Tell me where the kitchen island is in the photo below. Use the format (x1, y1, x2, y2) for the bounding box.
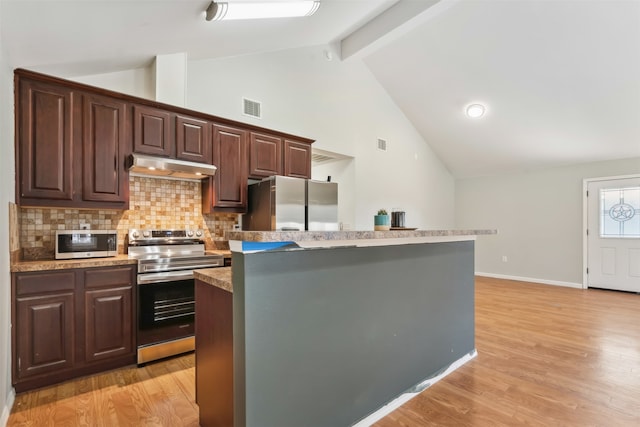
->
(195, 229, 496, 427)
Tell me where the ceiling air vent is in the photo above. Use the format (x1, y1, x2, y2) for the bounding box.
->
(377, 138, 387, 151)
(243, 98, 262, 119)
(311, 148, 352, 165)
(311, 153, 336, 164)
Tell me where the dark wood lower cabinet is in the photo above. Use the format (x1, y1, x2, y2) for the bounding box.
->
(12, 265, 136, 392)
(15, 288, 75, 380)
(195, 280, 233, 427)
(84, 285, 134, 363)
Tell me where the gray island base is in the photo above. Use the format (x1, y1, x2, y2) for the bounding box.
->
(195, 231, 492, 427)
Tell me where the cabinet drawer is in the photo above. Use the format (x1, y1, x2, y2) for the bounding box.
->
(84, 266, 134, 289)
(15, 271, 76, 296)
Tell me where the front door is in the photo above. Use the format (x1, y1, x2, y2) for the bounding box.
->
(587, 177, 640, 292)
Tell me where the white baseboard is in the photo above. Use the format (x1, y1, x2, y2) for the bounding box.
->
(476, 272, 584, 289)
(352, 350, 477, 427)
(1, 388, 15, 427)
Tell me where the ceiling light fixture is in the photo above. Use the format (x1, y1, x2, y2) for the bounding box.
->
(465, 103, 486, 119)
(205, 1, 320, 21)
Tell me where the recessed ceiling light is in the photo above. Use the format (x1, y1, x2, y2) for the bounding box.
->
(466, 103, 486, 119)
(205, 1, 320, 21)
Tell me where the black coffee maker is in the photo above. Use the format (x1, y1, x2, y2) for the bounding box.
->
(391, 209, 405, 228)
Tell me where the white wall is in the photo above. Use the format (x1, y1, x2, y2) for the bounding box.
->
(187, 45, 455, 230)
(72, 67, 155, 100)
(456, 157, 640, 286)
(153, 53, 187, 107)
(0, 1, 16, 423)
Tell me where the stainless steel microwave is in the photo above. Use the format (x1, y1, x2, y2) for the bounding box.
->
(55, 230, 118, 259)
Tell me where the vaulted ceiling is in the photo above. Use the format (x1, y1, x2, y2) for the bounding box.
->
(2, 0, 638, 178)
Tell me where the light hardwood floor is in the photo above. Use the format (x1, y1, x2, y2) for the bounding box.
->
(7, 277, 640, 426)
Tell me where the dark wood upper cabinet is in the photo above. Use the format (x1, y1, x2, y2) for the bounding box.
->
(16, 74, 128, 209)
(132, 104, 172, 157)
(15, 69, 314, 210)
(176, 115, 211, 163)
(249, 132, 283, 179)
(17, 78, 74, 202)
(284, 139, 312, 179)
(82, 93, 128, 204)
(203, 124, 248, 212)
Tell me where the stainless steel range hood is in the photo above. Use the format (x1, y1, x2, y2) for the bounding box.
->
(127, 154, 217, 180)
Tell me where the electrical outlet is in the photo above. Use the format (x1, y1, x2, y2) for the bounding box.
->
(502, 255, 508, 263)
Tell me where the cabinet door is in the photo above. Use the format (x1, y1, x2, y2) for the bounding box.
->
(82, 93, 128, 203)
(133, 105, 172, 157)
(84, 287, 133, 363)
(84, 267, 135, 363)
(176, 115, 211, 163)
(249, 132, 282, 178)
(14, 271, 76, 381)
(284, 139, 312, 179)
(17, 78, 74, 201)
(16, 294, 75, 379)
(203, 124, 248, 212)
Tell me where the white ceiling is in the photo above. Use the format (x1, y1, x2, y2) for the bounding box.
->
(0, 0, 394, 75)
(1, 0, 639, 178)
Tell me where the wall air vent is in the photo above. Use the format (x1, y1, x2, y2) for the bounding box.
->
(243, 98, 262, 119)
(377, 138, 387, 151)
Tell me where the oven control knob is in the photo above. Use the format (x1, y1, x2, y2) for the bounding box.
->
(142, 230, 151, 238)
(131, 231, 140, 239)
(196, 230, 203, 237)
(187, 230, 194, 237)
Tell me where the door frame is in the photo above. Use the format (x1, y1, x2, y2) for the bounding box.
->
(582, 174, 640, 289)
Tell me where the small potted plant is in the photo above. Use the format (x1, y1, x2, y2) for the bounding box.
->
(374, 209, 390, 231)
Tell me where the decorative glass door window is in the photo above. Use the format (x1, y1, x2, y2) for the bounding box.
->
(600, 186, 640, 238)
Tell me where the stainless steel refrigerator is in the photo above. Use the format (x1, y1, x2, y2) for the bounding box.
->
(242, 176, 338, 231)
(306, 179, 339, 231)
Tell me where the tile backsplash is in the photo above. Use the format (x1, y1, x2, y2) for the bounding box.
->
(18, 176, 239, 260)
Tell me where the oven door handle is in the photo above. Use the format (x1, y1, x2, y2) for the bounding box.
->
(140, 262, 223, 272)
(138, 271, 194, 285)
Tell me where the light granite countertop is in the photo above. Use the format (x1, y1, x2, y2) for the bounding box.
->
(226, 229, 496, 242)
(194, 267, 233, 293)
(10, 254, 137, 273)
(225, 229, 497, 252)
(10, 250, 232, 273)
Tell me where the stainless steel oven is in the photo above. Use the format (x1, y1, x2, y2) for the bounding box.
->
(128, 229, 224, 365)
